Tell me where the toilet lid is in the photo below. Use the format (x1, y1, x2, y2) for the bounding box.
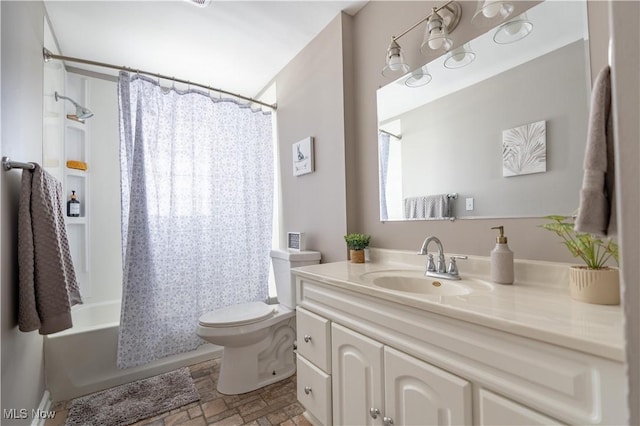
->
(198, 301, 275, 327)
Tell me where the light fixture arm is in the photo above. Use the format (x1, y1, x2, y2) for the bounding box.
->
(391, 1, 461, 43)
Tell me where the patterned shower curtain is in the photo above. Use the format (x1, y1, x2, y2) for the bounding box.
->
(117, 72, 273, 368)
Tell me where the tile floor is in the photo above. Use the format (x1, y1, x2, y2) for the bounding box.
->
(45, 359, 311, 426)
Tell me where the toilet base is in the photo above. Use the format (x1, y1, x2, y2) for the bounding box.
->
(217, 319, 296, 395)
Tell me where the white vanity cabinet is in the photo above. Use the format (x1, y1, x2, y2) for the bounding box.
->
(477, 389, 564, 425)
(332, 323, 472, 426)
(294, 271, 627, 426)
(296, 307, 333, 425)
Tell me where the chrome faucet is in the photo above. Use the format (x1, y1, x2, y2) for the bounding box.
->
(418, 236, 467, 280)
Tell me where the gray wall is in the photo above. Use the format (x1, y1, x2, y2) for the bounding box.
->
(1, 1, 47, 421)
(274, 1, 609, 262)
(275, 13, 351, 263)
(395, 41, 588, 218)
(346, 1, 609, 262)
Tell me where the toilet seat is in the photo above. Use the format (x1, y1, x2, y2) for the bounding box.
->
(199, 301, 275, 328)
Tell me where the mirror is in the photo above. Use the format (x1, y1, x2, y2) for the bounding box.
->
(377, 1, 590, 221)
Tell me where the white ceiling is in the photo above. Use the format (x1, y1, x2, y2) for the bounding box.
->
(45, 1, 367, 101)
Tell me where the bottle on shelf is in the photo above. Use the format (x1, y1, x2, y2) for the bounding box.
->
(67, 190, 81, 217)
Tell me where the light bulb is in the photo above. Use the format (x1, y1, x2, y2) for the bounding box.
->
(482, 0, 501, 18)
(505, 21, 523, 35)
(388, 55, 402, 71)
(428, 30, 444, 50)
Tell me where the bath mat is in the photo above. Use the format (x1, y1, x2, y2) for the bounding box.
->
(65, 367, 199, 426)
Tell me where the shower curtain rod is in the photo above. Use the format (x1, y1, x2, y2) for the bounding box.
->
(43, 48, 276, 110)
(379, 129, 401, 140)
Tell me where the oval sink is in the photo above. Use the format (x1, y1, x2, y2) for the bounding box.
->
(359, 269, 493, 296)
(372, 276, 471, 296)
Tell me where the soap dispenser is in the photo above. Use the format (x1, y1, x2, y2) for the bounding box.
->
(490, 226, 514, 284)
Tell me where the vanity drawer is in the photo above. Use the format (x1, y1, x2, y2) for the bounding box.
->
(297, 307, 331, 373)
(297, 354, 332, 426)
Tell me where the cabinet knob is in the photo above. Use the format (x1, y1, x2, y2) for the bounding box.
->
(304, 386, 312, 395)
(369, 408, 380, 419)
(304, 335, 312, 343)
(383, 416, 394, 426)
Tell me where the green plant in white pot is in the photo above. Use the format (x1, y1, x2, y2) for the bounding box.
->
(541, 215, 620, 305)
(344, 233, 371, 264)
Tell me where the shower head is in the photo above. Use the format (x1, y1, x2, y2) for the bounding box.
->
(55, 91, 94, 121)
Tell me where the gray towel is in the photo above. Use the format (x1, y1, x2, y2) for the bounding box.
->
(575, 66, 616, 237)
(18, 164, 82, 334)
(404, 194, 450, 219)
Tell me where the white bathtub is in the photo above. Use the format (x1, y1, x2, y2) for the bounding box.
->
(44, 301, 222, 401)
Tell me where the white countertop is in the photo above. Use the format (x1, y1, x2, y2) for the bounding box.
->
(292, 248, 625, 362)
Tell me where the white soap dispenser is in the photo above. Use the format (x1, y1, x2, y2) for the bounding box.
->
(490, 226, 514, 284)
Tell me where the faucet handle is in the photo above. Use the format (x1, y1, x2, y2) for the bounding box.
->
(447, 256, 468, 276)
(425, 253, 436, 272)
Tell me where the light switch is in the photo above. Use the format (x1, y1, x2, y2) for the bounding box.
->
(466, 197, 474, 211)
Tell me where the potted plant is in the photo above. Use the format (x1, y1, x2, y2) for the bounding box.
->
(541, 215, 620, 305)
(344, 233, 371, 264)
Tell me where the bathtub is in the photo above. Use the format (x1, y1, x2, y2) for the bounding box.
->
(44, 301, 222, 401)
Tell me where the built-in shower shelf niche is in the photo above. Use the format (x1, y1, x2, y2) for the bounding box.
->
(63, 72, 91, 299)
(65, 126, 86, 163)
(66, 174, 87, 217)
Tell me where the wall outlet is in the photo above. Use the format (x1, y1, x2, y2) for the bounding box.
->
(466, 197, 474, 211)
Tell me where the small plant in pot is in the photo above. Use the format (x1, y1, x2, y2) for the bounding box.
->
(541, 215, 620, 305)
(344, 233, 371, 264)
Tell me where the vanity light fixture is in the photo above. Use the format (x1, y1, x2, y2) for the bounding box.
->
(443, 43, 476, 69)
(381, 1, 461, 78)
(493, 13, 533, 44)
(405, 65, 432, 87)
(471, 0, 514, 28)
(382, 39, 410, 78)
(421, 8, 454, 53)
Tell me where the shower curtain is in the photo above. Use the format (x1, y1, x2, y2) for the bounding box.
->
(117, 72, 273, 368)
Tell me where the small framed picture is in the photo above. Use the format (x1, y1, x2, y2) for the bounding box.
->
(502, 120, 547, 177)
(292, 137, 314, 176)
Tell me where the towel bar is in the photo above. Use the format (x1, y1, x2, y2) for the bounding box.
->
(2, 156, 36, 171)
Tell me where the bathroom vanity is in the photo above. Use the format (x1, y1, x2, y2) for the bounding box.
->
(293, 249, 626, 425)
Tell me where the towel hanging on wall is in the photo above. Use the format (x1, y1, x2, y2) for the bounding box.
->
(18, 164, 82, 334)
(404, 194, 451, 219)
(575, 66, 616, 237)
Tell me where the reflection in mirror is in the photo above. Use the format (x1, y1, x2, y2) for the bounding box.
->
(377, 1, 590, 221)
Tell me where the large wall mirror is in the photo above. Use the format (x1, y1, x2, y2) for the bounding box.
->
(377, 1, 590, 221)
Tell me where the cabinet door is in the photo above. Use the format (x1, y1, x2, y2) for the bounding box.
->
(332, 323, 384, 426)
(384, 347, 472, 426)
(478, 389, 565, 425)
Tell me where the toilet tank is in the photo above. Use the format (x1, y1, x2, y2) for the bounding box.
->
(271, 249, 321, 309)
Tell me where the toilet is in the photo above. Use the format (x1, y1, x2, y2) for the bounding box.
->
(196, 249, 321, 395)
